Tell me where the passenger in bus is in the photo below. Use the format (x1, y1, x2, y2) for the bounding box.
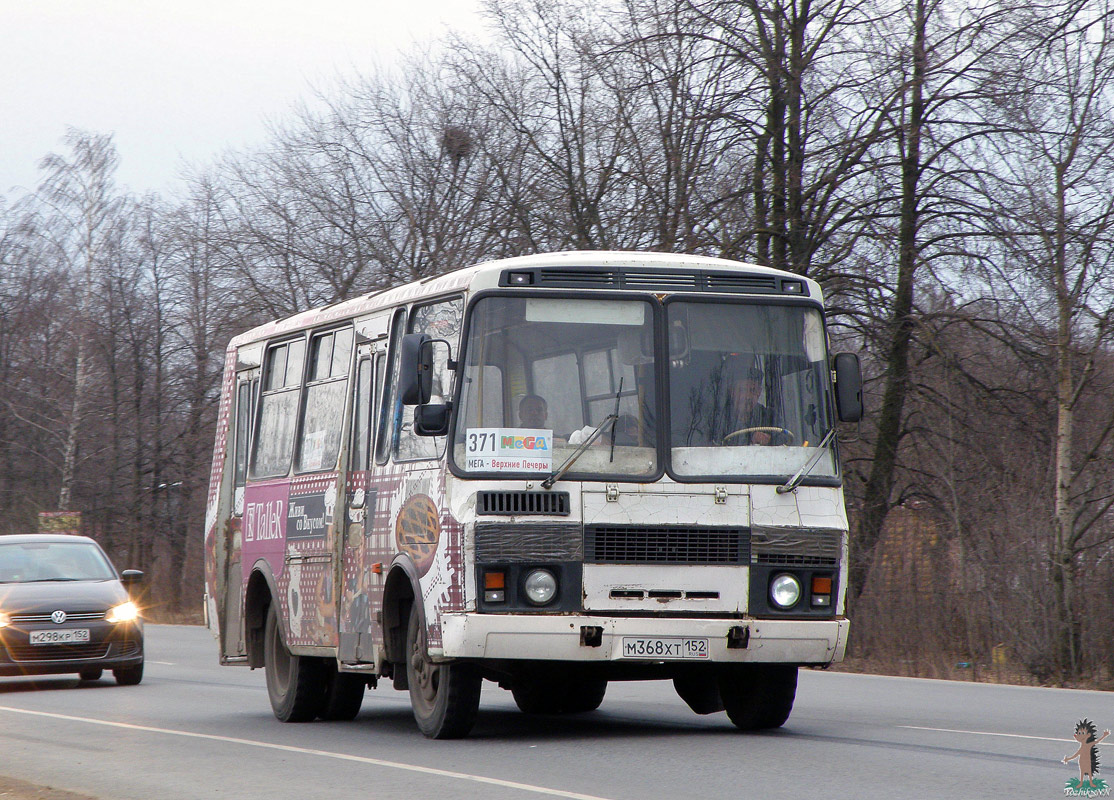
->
(724, 365, 778, 445)
(518, 394, 549, 429)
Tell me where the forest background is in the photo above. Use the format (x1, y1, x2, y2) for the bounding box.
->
(2, 0, 1113, 686)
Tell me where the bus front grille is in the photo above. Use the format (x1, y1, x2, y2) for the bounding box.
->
(477, 491, 570, 516)
(585, 525, 748, 565)
(750, 527, 842, 567)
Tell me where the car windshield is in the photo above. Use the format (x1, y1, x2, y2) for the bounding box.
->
(453, 295, 658, 479)
(0, 541, 117, 583)
(666, 300, 837, 480)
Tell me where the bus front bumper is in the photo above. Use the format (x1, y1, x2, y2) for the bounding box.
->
(438, 613, 849, 666)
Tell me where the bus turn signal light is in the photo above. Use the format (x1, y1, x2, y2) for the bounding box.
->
(484, 571, 506, 603)
(811, 576, 832, 607)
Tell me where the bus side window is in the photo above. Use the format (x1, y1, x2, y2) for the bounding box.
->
(375, 309, 406, 466)
(295, 327, 353, 473)
(252, 338, 306, 479)
(395, 297, 463, 461)
(233, 378, 255, 492)
(350, 357, 374, 473)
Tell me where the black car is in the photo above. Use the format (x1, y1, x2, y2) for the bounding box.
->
(0, 534, 144, 684)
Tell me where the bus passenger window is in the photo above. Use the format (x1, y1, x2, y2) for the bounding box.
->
(350, 358, 373, 473)
(252, 338, 305, 479)
(295, 327, 354, 473)
(375, 310, 406, 465)
(233, 380, 254, 489)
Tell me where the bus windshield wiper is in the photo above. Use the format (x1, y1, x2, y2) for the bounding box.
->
(776, 427, 837, 494)
(542, 414, 619, 490)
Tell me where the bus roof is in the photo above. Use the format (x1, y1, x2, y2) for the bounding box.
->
(228, 251, 820, 348)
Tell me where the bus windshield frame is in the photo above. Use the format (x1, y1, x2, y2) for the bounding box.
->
(448, 290, 840, 485)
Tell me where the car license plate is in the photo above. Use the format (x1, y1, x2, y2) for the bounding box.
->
(29, 629, 90, 645)
(621, 636, 709, 660)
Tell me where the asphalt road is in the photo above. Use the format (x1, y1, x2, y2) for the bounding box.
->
(0, 625, 1109, 800)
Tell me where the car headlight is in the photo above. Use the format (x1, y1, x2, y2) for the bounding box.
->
(0, 611, 9, 628)
(523, 569, 558, 606)
(106, 601, 139, 623)
(769, 574, 802, 609)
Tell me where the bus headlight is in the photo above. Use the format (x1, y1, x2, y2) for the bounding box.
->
(524, 569, 557, 606)
(106, 601, 139, 623)
(769, 574, 802, 609)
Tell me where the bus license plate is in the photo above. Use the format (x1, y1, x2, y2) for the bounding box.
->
(29, 629, 90, 645)
(621, 637, 709, 660)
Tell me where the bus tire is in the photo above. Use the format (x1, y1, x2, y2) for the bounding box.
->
(561, 678, 607, 713)
(718, 664, 797, 730)
(512, 672, 607, 714)
(673, 673, 725, 715)
(264, 604, 325, 722)
(319, 663, 365, 721)
(406, 605, 481, 739)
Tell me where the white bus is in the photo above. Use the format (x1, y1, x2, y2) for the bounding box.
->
(203, 251, 863, 738)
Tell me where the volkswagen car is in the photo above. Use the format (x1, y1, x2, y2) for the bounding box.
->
(0, 534, 144, 684)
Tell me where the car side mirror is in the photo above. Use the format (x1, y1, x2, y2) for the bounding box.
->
(120, 569, 145, 596)
(833, 352, 863, 422)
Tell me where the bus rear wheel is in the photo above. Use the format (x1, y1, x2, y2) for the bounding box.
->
(718, 664, 798, 730)
(319, 663, 366, 721)
(264, 604, 325, 722)
(406, 605, 481, 739)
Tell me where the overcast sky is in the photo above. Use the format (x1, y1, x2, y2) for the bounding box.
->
(1, 0, 486, 197)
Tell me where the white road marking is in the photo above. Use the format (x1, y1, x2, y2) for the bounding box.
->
(0, 705, 614, 800)
(148, 661, 175, 665)
(900, 725, 1111, 745)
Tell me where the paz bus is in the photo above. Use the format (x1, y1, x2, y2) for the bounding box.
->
(202, 251, 863, 739)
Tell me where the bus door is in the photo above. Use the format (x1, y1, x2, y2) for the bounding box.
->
(386, 299, 464, 647)
(224, 361, 259, 659)
(338, 316, 388, 665)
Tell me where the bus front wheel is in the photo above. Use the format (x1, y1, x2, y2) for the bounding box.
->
(406, 605, 481, 739)
(512, 672, 607, 714)
(264, 604, 325, 722)
(718, 664, 797, 730)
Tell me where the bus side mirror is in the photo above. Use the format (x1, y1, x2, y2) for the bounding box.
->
(400, 333, 433, 405)
(833, 353, 863, 422)
(415, 403, 451, 436)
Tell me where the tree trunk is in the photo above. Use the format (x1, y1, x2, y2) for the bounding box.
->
(852, 0, 925, 600)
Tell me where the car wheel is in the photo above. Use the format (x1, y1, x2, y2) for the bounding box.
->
(263, 603, 325, 722)
(113, 663, 143, 686)
(79, 669, 103, 682)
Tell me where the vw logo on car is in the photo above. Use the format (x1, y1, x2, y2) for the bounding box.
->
(51, 610, 67, 624)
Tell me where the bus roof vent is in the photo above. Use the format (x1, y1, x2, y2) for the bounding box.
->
(623, 270, 700, 289)
(501, 267, 796, 295)
(536, 269, 619, 288)
(477, 491, 571, 516)
(705, 273, 781, 293)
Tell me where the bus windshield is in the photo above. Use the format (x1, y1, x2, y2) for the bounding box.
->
(453, 295, 659, 480)
(666, 300, 836, 480)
